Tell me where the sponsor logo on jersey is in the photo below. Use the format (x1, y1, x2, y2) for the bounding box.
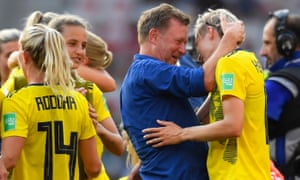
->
(4, 113, 16, 131)
(221, 73, 234, 90)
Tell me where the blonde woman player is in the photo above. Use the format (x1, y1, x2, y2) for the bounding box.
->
(0, 24, 101, 180)
(48, 14, 124, 180)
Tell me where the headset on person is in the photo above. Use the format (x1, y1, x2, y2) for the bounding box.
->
(270, 9, 297, 57)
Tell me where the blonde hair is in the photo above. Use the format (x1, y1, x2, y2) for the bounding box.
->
(194, 8, 239, 39)
(86, 31, 113, 69)
(20, 24, 74, 94)
(121, 129, 140, 167)
(24, 10, 59, 29)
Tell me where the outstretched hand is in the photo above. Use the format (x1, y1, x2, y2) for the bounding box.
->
(142, 120, 184, 148)
(220, 14, 245, 46)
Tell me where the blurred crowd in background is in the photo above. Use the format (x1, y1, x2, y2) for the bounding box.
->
(0, 0, 300, 179)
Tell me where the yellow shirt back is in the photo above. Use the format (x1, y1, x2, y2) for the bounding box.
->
(1, 85, 96, 180)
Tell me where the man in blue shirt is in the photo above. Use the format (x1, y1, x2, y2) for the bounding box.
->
(120, 3, 244, 180)
(260, 9, 300, 178)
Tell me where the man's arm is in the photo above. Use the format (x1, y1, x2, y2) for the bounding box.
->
(143, 95, 244, 147)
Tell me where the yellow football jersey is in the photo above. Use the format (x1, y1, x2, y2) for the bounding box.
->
(1, 85, 96, 180)
(1, 67, 112, 180)
(207, 50, 270, 180)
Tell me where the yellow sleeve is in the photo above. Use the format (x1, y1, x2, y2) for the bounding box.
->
(92, 83, 111, 122)
(1, 96, 28, 138)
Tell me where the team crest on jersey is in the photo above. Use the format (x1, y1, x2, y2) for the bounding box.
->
(4, 113, 16, 131)
(221, 73, 234, 90)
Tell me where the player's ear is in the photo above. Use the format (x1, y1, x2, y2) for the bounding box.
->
(21, 50, 31, 64)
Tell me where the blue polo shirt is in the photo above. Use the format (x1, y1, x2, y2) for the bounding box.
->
(120, 54, 209, 180)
